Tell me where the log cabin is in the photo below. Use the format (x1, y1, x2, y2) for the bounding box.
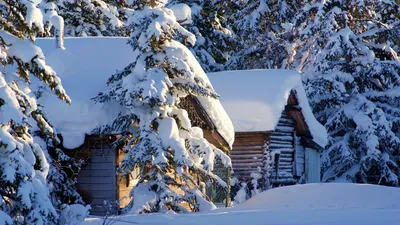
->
(35, 36, 327, 215)
(208, 70, 328, 186)
(35, 37, 234, 215)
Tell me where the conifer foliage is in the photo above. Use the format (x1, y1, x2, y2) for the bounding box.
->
(226, 0, 305, 70)
(292, 0, 400, 185)
(96, 0, 231, 213)
(0, 0, 82, 224)
(39, 0, 130, 37)
(167, 0, 237, 72)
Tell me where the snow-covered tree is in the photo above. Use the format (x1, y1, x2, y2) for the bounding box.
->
(1, 1, 87, 224)
(31, 106, 88, 224)
(39, 0, 130, 37)
(293, 0, 400, 185)
(226, 0, 306, 70)
(95, 0, 231, 213)
(166, 0, 237, 72)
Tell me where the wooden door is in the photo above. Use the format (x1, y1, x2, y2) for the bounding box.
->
(305, 148, 321, 183)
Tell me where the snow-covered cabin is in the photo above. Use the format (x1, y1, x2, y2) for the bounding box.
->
(208, 70, 328, 186)
(35, 37, 234, 215)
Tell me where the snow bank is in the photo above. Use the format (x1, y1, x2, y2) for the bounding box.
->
(236, 183, 400, 210)
(208, 69, 327, 147)
(34, 37, 134, 148)
(84, 183, 400, 225)
(35, 37, 234, 149)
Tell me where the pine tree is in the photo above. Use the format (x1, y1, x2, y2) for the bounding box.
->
(293, 0, 400, 185)
(39, 0, 129, 37)
(0, 0, 83, 223)
(31, 105, 87, 224)
(226, 0, 306, 70)
(166, 0, 237, 72)
(95, 0, 231, 213)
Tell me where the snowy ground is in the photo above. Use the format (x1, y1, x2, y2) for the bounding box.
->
(84, 183, 399, 225)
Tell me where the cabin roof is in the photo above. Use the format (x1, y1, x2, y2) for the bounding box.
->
(34, 37, 234, 149)
(207, 70, 328, 148)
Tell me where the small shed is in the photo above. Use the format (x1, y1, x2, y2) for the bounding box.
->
(35, 37, 235, 215)
(208, 70, 328, 186)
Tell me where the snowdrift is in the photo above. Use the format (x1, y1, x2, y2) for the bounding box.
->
(85, 183, 400, 225)
(236, 183, 400, 210)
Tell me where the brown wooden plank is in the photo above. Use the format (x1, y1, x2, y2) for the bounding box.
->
(233, 141, 264, 147)
(232, 162, 263, 167)
(231, 159, 264, 163)
(231, 151, 264, 156)
(234, 136, 266, 142)
(235, 132, 266, 137)
(232, 145, 264, 150)
(230, 154, 263, 159)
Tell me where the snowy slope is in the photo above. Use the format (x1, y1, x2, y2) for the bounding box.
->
(208, 69, 328, 147)
(84, 183, 400, 225)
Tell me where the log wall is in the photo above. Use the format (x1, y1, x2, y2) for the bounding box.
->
(231, 132, 267, 181)
(269, 111, 296, 184)
(231, 111, 306, 185)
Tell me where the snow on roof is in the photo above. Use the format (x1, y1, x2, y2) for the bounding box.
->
(34, 37, 132, 149)
(35, 37, 234, 149)
(207, 69, 328, 148)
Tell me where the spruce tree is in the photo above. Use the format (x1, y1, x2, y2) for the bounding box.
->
(0, 0, 84, 223)
(226, 0, 306, 70)
(167, 0, 237, 72)
(95, 0, 231, 213)
(293, 0, 400, 185)
(39, 0, 129, 37)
